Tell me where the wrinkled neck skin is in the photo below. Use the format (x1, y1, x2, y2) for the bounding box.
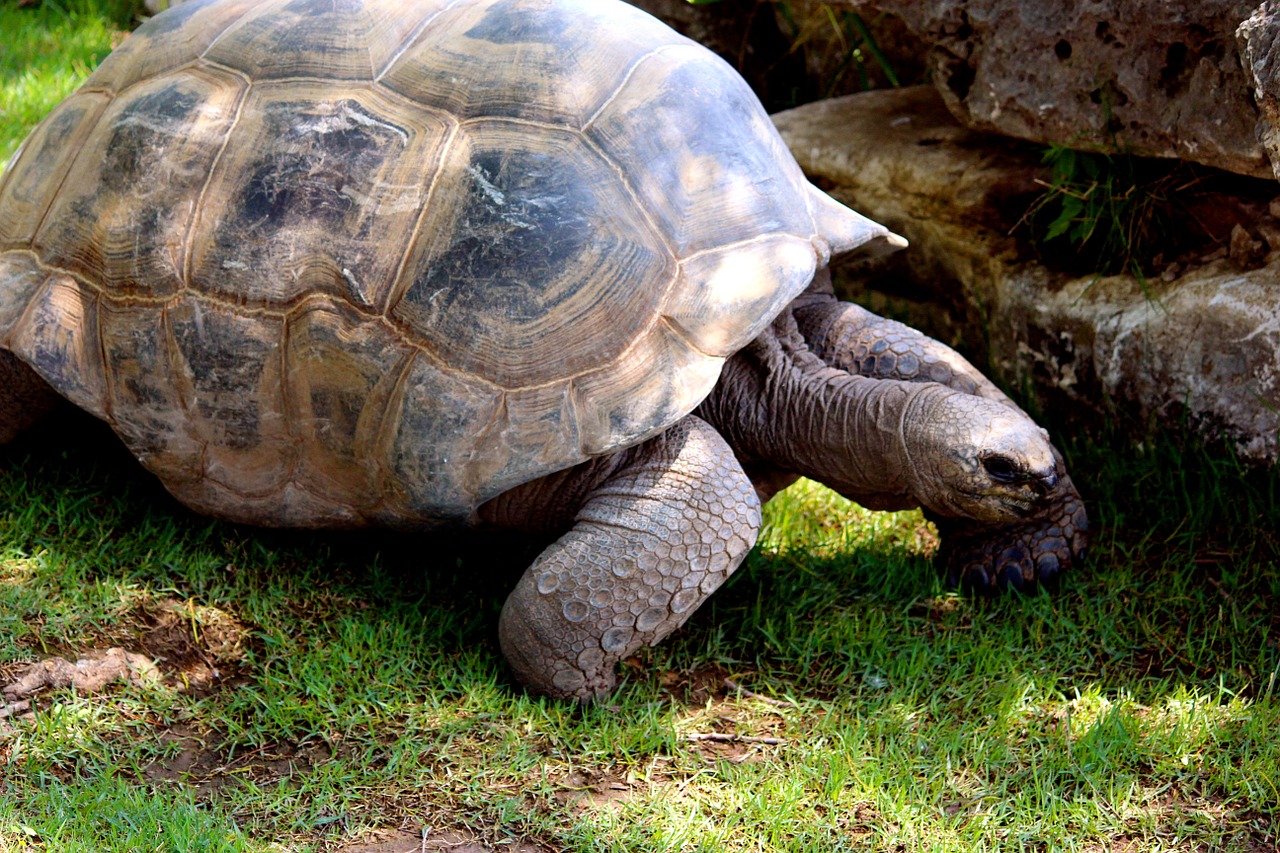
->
(696, 309, 935, 511)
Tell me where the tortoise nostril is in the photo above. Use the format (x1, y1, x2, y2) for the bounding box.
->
(1035, 470, 1060, 495)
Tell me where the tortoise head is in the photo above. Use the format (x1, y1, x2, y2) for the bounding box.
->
(902, 386, 1062, 523)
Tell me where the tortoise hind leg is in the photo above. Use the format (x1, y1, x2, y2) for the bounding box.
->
(487, 416, 762, 702)
(0, 349, 60, 445)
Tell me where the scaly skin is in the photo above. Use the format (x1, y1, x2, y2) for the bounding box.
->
(1, 289, 1084, 703)
(790, 273, 1088, 591)
(697, 311, 1066, 525)
(482, 417, 761, 701)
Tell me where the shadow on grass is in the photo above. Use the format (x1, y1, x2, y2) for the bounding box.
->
(0, 407, 1277, 849)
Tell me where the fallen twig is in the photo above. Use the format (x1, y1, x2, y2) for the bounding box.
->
(723, 677, 795, 708)
(684, 732, 786, 746)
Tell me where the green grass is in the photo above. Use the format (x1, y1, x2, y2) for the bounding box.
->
(1, 413, 1277, 851)
(1, 3, 1278, 850)
(0, 0, 143, 169)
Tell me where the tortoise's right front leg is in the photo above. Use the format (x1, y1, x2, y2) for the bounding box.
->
(0, 350, 59, 446)
(480, 416, 761, 702)
(791, 280, 1089, 591)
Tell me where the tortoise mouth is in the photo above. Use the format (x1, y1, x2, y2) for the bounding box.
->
(959, 486, 1044, 520)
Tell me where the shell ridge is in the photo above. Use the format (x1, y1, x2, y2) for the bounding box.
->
(374, 0, 469, 82)
(370, 350, 422, 514)
(95, 292, 116, 425)
(278, 305, 297, 474)
(461, 389, 509, 504)
(657, 313, 714, 360)
(575, 133, 677, 266)
(181, 74, 253, 291)
(383, 118, 462, 314)
(676, 232, 814, 267)
(566, 377, 586, 459)
(579, 43, 686, 133)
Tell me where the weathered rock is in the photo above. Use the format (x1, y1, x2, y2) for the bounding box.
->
(1239, 2, 1280, 182)
(774, 86, 1280, 461)
(834, 0, 1273, 180)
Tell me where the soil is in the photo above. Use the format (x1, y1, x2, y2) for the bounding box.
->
(333, 828, 552, 853)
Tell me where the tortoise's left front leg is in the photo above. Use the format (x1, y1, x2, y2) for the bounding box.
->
(480, 416, 761, 701)
(792, 274, 1088, 591)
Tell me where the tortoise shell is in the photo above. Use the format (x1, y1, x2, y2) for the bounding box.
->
(0, 0, 892, 527)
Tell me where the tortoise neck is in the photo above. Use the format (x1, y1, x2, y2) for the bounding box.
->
(696, 312, 921, 510)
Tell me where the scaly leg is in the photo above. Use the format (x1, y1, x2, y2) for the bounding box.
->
(791, 275, 1088, 591)
(487, 416, 761, 701)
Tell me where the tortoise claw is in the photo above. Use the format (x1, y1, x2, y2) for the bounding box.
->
(934, 476, 1088, 594)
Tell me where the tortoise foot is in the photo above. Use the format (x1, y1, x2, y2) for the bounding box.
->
(934, 484, 1089, 594)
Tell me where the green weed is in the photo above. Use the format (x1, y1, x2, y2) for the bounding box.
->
(1020, 145, 1196, 277)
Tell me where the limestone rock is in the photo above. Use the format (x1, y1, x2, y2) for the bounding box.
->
(837, 0, 1273, 179)
(1239, 2, 1280, 182)
(774, 86, 1280, 461)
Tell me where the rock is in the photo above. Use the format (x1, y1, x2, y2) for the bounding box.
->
(1238, 2, 1280, 182)
(774, 86, 1280, 461)
(834, 0, 1273, 180)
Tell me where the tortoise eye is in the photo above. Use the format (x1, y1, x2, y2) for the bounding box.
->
(981, 454, 1023, 483)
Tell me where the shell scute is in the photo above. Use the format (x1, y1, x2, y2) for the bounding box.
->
(166, 298, 293, 497)
(8, 273, 106, 419)
(385, 353, 502, 519)
(571, 324, 723, 457)
(465, 382, 582, 505)
(284, 300, 414, 510)
(662, 236, 817, 358)
(0, 93, 111, 251)
(204, 0, 441, 82)
(188, 84, 453, 309)
(586, 44, 815, 257)
(99, 298, 204, 486)
(35, 68, 246, 298)
(378, 0, 683, 127)
(393, 120, 672, 389)
(0, 253, 49, 343)
(85, 0, 258, 93)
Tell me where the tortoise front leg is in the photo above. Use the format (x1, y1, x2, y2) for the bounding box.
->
(791, 278, 1088, 591)
(485, 416, 761, 702)
(0, 350, 60, 446)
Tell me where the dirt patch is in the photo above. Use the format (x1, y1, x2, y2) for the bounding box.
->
(551, 769, 638, 813)
(333, 828, 553, 853)
(0, 596, 253, 731)
(138, 726, 338, 798)
(134, 597, 251, 694)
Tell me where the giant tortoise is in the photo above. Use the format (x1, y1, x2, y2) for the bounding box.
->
(0, 0, 1087, 700)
